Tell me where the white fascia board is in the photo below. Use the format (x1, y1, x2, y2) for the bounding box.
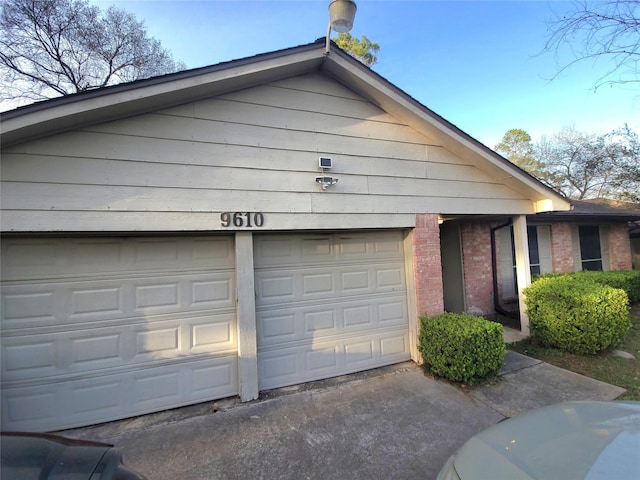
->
(322, 53, 571, 213)
(1, 48, 325, 147)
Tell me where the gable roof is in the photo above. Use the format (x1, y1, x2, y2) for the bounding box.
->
(0, 38, 570, 213)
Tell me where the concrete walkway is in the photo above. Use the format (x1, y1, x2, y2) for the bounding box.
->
(62, 353, 626, 480)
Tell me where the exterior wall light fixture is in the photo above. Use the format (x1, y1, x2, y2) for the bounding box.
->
(316, 156, 338, 189)
(316, 176, 339, 189)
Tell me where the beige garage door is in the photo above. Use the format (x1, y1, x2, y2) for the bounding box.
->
(1, 236, 238, 431)
(255, 231, 410, 390)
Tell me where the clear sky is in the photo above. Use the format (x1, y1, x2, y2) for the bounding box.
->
(94, 0, 639, 149)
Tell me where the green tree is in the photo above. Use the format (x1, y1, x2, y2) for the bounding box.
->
(545, 0, 640, 89)
(494, 129, 550, 182)
(0, 0, 185, 108)
(333, 32, 379, 67)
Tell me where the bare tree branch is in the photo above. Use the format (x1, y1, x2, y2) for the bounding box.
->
(498, 125, 639, 201)
(0, 0, 185, 109)
(546, 0, 640, 89)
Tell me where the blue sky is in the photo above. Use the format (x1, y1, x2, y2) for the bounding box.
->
(95, 0, 638, 149)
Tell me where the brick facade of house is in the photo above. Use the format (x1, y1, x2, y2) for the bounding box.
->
(454, 218, 635, 319)
(413, 214, 445, 318)
(460, 221, 495, 316)
(550, 222, 575, 273)
(608, 222, 634, 271)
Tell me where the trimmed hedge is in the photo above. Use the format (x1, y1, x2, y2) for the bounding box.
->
(418, 313, 506, 384)
(576, 270, 640, 303)
(525, 275, 631, 354)
(533, 270, 640, 303)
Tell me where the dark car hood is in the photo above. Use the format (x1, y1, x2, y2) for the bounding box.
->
(1, 432, 114, 480)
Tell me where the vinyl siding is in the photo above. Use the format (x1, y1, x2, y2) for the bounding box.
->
(1, 73, 534, 233)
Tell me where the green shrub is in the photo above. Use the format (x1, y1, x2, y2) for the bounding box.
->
(418, 313, 506, 384)
(525, 276, 631, 354)
(532, 270, 640, 303)
(576, 270, 640, 303)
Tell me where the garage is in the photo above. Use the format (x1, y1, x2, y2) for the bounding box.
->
(254, 231, 411, 390)
(1, 39, 571, 431)
(0, 236, 238, 431)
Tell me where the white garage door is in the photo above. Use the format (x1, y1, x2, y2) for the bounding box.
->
(1, 236, 238, 431)
(255, 231, 410, 390)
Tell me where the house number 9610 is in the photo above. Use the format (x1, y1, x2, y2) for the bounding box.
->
(220, 212, 265, 228)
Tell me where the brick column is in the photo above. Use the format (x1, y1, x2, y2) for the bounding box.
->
(460, 221, 494, 316)
(609, 223, 633, 270)
(413, 214, 444, 318)
(551, 222, 574, 273)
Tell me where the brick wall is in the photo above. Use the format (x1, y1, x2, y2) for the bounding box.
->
(460, 221, 495, 316)
(608, 222, 633, 270)
(551, 221, 633, 272)
(551, 222, 574, 273)
(412, 214, 444, 317)
(444, 219, 633, 321)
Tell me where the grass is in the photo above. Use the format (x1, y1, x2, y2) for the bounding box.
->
(508, 303, 640, 400)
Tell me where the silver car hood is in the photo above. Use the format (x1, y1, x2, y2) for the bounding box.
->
(454, 401, 640, 480)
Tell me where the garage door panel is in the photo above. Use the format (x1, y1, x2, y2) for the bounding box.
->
(1, 235, 238, 431)
(256, 230, 409, 390)
(1, 237, 235, 280)
(134, 370, 181, 404)
(2, 289, 59, 328)
(1, 272, 235, 331)
(256, 264, 406, 306)
(255, 236, 334, 268)
(3, 340, 58, 377)
(376, 267, 405, 288)
(2, 377, 128, 431)
(71, 286, 123, 316)
(257, 295, 407, 347)
(255, 233, 405, 269)
(1, 355, 238, 431)
(341, 270, 368, 291)
(343, 304, 371, 326)
(191, 277, 233, 306)
(72, 333, 122, 364)
(259, 313, 297, 343)
(259, 348, 328, 389)
(305, 309, 336, 333)
(134, 282, 179, 311)
(338, 233, 405, 258)
(344, 339, 374, 365)
(2, 312, 237, 383)
(135, 326, 180, 357)
(189, 314, 235, 352)
(381, 334, 409, 357)
(337, 236, 368, 256)
(306, 345, 339, 375)
(379, 300, 407, 323)
(258, 329, 410, 390)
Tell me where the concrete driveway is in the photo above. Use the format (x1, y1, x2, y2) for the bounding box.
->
(62, 353, 625, 480)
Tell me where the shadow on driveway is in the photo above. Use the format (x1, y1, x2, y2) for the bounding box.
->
(61, 353, 625, 480)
